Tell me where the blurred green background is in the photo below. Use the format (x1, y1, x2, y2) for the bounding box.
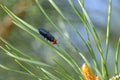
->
(0, 0, 120, 79)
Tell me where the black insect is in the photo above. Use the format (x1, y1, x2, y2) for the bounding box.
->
(38, 28, 57, 44)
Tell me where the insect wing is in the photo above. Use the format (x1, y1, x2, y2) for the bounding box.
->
(45, 33, 55, 41)
(39, 28, 49, 38)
